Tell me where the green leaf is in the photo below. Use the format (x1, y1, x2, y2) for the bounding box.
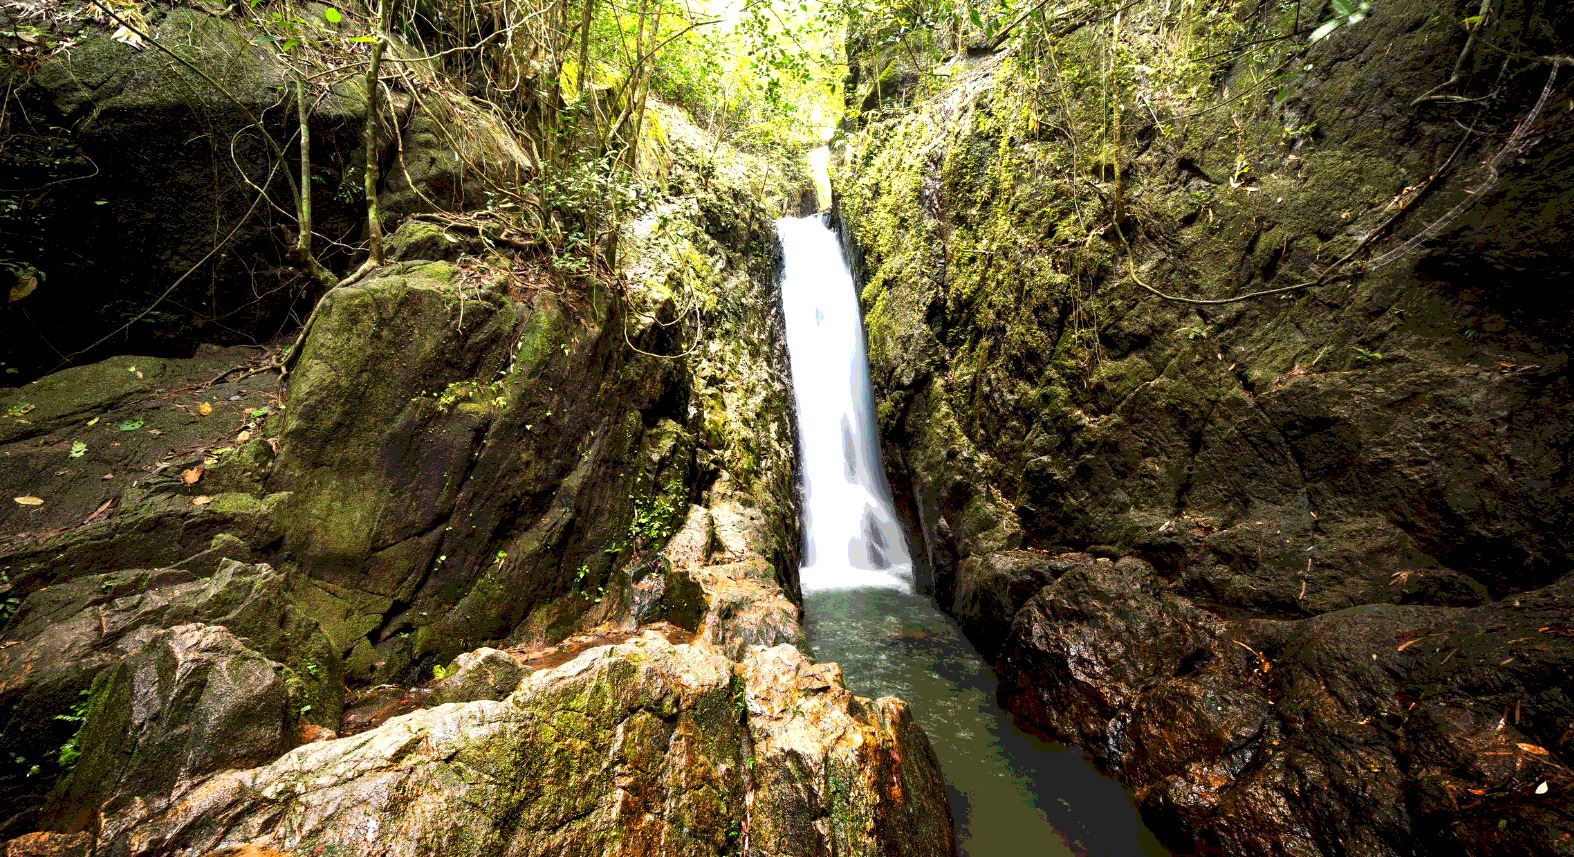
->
(323, 6, 342, 23)
(251, 408, 269, 418)
(348, 35, 377, 42)
(69, 441, 86, 458)
(117, 420, 143, 432)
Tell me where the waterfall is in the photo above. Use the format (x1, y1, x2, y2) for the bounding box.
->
(777, 215, 913, 593)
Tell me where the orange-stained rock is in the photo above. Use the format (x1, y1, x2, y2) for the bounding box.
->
(1, 832, 91, 857)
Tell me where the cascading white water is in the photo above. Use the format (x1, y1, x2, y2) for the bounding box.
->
(778, 215, 913, 592)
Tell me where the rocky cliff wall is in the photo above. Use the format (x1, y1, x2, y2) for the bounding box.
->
(834, 0, 1573, 853)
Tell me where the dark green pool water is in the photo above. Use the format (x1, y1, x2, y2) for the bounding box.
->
(804, 586, 1171, 857)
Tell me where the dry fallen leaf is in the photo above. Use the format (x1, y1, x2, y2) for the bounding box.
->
(13, 496, 43, 506)
(182, 467, 203, 485)
(111, 24, 145, 49)
(236, 430, 252, 444)
(192, 495, 213, 506)
(197, 402, 213, 416)
(8, 274, 37, 302)
(84, 497, 118, 524)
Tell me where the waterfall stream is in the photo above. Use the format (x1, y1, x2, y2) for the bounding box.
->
(778, 215, 1169, 856)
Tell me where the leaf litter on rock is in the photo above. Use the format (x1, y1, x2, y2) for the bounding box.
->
(85, 497, 117, 523)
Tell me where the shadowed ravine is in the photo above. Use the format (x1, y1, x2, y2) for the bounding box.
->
(779, 215, 1169, 856)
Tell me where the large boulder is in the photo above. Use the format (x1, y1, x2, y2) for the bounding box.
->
(741, 645, 955, 856)
(264, 260, 700, 679)
(950, 550, 1082, 659)
(40, 624, 298, 833)
(86, 632, 953, 857)
(998, 557, 1226, 765)
(995, 555, 1574, 855)
(0, 560, 342, 836)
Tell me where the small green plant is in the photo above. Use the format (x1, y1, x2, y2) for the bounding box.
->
(304, 662, 324, 679)
(432, 663, 450, 680)
(1281, 122, 1319, 142)
(1311, 0, 1373, 43)
(69, 441, 87, 458)
(731, 680, 747, 722)
(573, 563, 594, 601)
(627, 494, 677, 551)
(1352, 346, 1383, 363)
(243, 1, 350, 53)
(54, 688, 92, 770)
(0, 571, 19, 627)
(8, 751, 40, 778)
(1176, 325, 1209, 341)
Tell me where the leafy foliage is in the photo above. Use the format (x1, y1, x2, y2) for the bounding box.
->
(628, 492, 677, 551)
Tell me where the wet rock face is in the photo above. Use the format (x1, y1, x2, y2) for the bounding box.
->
(995, 558, 1574, 856)
(998, 557, 1225, 765)
(835, 0, 1574, 852)
(951, 551, 1084, 659)
(742, 645, 955, 857)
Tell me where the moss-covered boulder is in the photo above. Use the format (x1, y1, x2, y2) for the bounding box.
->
(84, 631, 952, 857)
(263, 100, 804, 682)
